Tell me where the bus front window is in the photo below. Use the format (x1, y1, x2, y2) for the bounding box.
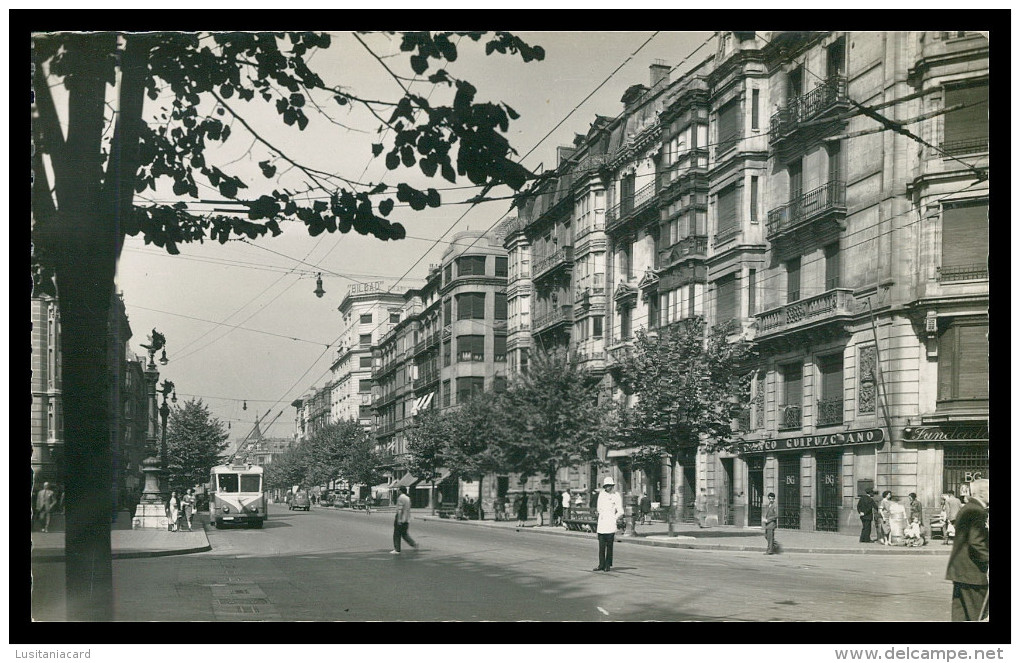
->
(240, 474, 262, 493)
(218, 474, 239, 493)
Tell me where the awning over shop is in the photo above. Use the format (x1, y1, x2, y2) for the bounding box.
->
(412, 469, 452, 488)
(392, 473, 418, 489)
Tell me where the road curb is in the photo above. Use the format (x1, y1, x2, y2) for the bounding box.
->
(415, 516, 951, 555)
(31, 523, 213, 564)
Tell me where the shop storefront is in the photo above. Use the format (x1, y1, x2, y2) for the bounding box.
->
(736, 428, 886, 532)
(904, 422, 988, 496)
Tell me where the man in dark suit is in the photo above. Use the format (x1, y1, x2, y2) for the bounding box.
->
(945, 479, 988, 621)
(857, 489, 877, 543)
(763, 492, 778, 555)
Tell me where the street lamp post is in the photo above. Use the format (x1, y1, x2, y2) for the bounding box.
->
(132, 331, 174, 529)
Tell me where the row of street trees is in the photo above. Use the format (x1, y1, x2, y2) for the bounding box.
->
(263, 418, 385, 497)
(399, 317, 755, 528)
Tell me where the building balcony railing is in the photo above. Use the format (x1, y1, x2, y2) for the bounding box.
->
(755, 288, 857, 338)
(413, 372, 439, 391)
(659, 149, 710, 192)
(532, 246, 574, 281)
(606, 179, 658, 231)
(816, 397, 844, 427)
(766, 180, 847, 240)
(939, 137, 988, 156)
(533, 305, 574, 332)
(658, 235, 708, 270)
(575, 274, 606, 303)
(442, 324, 451, 340)
(769, 76, 849, 142)
(508, 269, 531, 283)
(574, 218, 606, 241)
(937, 263, 988, 282)
(508, 321, 531, 335)
(376, 421, 396, 436)
(778, 405, 802, 431)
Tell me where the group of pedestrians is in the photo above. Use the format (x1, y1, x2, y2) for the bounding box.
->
(856, 489, 927, 546)
(165, 488, 196, 532)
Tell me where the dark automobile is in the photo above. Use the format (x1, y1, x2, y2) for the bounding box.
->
(289, 490, 311, 511)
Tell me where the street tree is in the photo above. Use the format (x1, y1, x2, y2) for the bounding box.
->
(164, 398, 230, 495)
(339, 434, 386, 495)
(499, 348, 613, 525)
(613, 317, 755, 534)
(405, 408, 451, 512)
(444, 391, 509, 517)
(31, 30, 544, 618)
(306, 419, 368, 489)
(263, 445, 309, 494)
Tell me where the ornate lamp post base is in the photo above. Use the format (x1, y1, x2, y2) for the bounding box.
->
(132, 455, 169, 530)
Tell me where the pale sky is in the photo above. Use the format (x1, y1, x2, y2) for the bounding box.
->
(107, 31, 717, 443)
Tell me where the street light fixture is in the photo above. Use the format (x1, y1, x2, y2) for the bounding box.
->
(314, 273, 325, 298)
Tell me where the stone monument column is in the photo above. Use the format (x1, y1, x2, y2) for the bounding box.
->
(132, 357, 169, 529)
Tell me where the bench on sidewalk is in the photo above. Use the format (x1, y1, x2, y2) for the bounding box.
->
(562, 507, 598, 533)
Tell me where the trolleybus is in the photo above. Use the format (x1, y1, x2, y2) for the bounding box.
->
(210, 463, 267, 528)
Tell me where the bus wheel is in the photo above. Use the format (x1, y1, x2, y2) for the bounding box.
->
(252, 519, 264, 529)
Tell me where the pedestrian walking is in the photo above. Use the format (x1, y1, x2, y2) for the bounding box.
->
(639, 494, 652, 525)
(946, 479, 989, 621)
(763, 492, 778, 554)
(561, 490, 572, 524)
(516, 492, 528, 527)
(537, 492, 549, 526)
(35, 482, 56, 532)
(182, 488, 196, 531)
(167, 491, 180, 532)
(390, 486, 417, 555)
(695, 487, 708, 528)
(592, 476, 624, 572)
(856, 489, 876, 543)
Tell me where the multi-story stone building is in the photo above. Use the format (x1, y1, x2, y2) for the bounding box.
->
(330, 283, 405, 427)
(505, 31, 988, 537)
(30, 294, 64, 489)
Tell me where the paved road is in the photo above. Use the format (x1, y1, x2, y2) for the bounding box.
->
(31, 504, 952, 621)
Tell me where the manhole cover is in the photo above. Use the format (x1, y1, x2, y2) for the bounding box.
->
(215, 598, 270, 606)
(218, 604, 259, 614)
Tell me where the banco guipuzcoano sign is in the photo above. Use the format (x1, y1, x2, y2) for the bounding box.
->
(735, 428, 884, 454)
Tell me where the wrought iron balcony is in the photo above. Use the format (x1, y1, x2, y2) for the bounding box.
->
(658, 235, 708, 270)
(769, 76, 849, 142)
(575, 217, 607, 241)
(778, 405, 802, 431)
(606, 179, 658, 231)
(533, 305, 574, 332)
(937, 263, 988, 282)
(766, 181, 846, 240)
(508, 321, 531, 334)
(756, 288, 857, 339)
(940, 137, 988, 156)
(816, 397, 844, 427)
(413, 371, 439, 391)
(532, 246, 574, 281)
(659, 149, 710, 191)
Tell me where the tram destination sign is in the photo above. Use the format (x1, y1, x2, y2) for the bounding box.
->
(735, 428, 884, 454)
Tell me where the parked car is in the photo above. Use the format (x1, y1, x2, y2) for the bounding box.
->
(289, 490, 311, 511)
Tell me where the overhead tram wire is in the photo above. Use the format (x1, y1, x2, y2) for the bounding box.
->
(752, 31, 987, 183)
(128, 304, 333, 346)
(244, 32, 727, 420)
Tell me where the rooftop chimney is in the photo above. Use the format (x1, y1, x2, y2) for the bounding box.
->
(650, 59, 670, 90)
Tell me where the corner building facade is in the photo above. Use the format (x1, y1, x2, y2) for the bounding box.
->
(507, 31, 988, 536)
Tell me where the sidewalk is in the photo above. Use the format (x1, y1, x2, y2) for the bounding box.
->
(31, 510, 211, 563)
(410, 509, 952, 555)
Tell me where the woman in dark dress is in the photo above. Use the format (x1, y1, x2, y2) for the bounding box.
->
(516, 492, 529, 527)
